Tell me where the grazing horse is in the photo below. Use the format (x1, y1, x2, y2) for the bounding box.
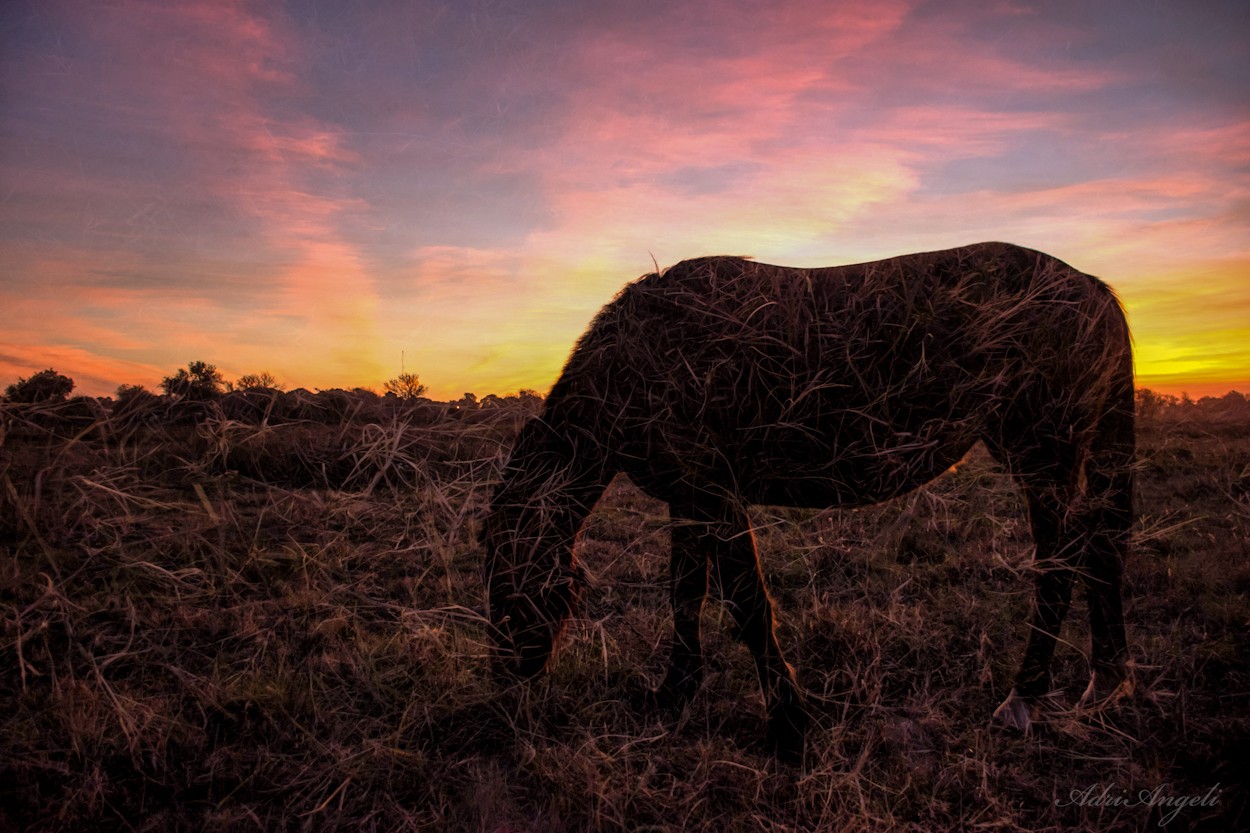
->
(484, 242, 1134, 758)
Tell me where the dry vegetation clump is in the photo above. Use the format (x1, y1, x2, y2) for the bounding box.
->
(0, 388, 1247, 830)
(0, 397, 519, 830)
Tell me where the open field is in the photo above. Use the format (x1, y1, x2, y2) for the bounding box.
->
(2, 396, 1247, 831)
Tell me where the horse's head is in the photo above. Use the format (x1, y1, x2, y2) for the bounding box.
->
(483, 505, 579, 680)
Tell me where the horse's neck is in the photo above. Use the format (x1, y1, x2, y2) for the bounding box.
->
(495, 413, 611, 550)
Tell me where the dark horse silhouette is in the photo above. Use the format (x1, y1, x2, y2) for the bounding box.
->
(484, 242, 1134, 759)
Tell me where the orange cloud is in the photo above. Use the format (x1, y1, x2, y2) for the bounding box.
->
(0, 342, 168, 398)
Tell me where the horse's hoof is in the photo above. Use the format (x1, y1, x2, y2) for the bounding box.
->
(771, 733, 805, 765)
(767, 695, 810, 764)
(1076, 665, 1134, 711)
(992, 689, 1035, 733)
(643, 686, 681, 716)
(652, 667, 702, 715)
(768, 720, 807, 765)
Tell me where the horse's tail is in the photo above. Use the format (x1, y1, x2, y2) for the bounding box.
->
(1083, 282, 1135, 522)
(1072, 282, 1135, 681)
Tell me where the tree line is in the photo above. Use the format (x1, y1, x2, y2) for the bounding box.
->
(5, 363, 1246, 423)
(2, 362, 543, 410)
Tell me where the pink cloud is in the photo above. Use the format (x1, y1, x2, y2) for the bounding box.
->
(860, 106, 1070, 154)
(384, 1, 1246, 396)
(4, 0, 390, 392)
(490, 1, 1129, 269)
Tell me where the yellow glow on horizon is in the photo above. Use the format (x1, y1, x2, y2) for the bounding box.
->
(1121, 259, 1250, 398)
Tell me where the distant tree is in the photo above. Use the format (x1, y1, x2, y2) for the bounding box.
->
(518, 388, 544, 411)
(452, 392, 478, 410)
(113, 383, 160, 416)
(115, 383, 151, 403)
(1193, 390, 1250, 418)
(383, 372, 427, 400)
(161, 360, 226, 400)
(1136, 389, 1165, 421)
(4, 368, 74, 403)
(235, 371, 284, 391)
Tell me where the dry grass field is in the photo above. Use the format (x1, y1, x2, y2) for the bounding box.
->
(1, 394, 1247, 831)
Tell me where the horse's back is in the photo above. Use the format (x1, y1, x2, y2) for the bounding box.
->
(576, 241, 1126, 404)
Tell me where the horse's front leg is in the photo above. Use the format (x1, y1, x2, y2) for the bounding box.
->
(708, 506, 809, 761)
(657, 520, 709, 710)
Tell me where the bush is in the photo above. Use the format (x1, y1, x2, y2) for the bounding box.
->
(234, 372, 284, 391)
(220, 388, 286, 423)
(4, 368, 74, 403)
(161, 361, 225, 401)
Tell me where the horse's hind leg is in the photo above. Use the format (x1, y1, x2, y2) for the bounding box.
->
(993, 486, 1078, 730)
(1076, 446, 1134, 709)
(703, 502, 808, 760)
(657, 519, 709, 709)
(1077, 525, 1132, 711)
(992, 427, 1133, 729)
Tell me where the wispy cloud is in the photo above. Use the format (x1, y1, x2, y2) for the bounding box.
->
(2, 0, 388, 390)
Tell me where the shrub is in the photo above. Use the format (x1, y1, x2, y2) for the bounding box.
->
(161, 361, 226, 401)
(4, 368, 74, 403)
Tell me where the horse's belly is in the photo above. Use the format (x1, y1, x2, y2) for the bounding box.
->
(746, 436, 976, 509)
(623, 415, 981, 510)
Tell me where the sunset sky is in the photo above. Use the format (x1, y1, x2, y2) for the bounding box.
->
(2, 0, 1247, 400)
